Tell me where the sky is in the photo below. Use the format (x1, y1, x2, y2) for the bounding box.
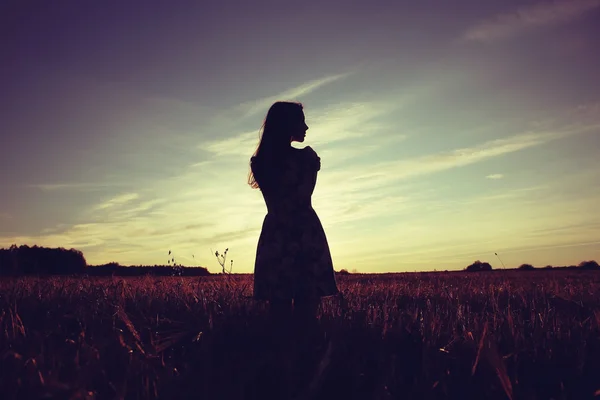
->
(1, 0, 599, 273)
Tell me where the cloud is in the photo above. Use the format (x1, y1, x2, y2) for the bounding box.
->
(464, 0, 600, 42)
(26, 182, 123, 192)
(321, 100, 600, 195)
(306, 101, 403, 145)
(486, 173, 504, 180)
(89, 198, 169, 221)
(463, 185, 549, 204)
(238, 71, 354, 117)
(94, 193, 140, 210)
(203, 130, 260, 157)
(319, 131, 558, 192)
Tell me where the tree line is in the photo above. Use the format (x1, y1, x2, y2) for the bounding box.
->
(0, 245, 210, 276)
(464, 259, 599, 272)
(1, 245, 597, 276)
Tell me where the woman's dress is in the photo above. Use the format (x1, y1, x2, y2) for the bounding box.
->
(251, 146, 339, 301)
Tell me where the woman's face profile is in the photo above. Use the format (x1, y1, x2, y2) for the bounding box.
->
(290, 111, 309, 143)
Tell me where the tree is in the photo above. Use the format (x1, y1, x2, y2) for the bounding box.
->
(518, 263, 535, 271)
(465, 260, 492, 272)
(578, 260, 599, 270)
(0, 245, 87, 276)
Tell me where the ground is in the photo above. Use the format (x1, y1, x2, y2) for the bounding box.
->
(1, 271, 599, 399)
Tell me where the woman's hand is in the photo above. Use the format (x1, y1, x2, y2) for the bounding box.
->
(305, 146, 321, 171)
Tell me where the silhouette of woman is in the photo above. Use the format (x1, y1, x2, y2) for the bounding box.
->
(248, 101, 339, 343)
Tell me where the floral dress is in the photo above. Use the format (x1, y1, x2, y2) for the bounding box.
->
(251, 146, 339, 301)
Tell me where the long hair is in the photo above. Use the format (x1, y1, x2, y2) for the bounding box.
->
(248, 101, 304, 190)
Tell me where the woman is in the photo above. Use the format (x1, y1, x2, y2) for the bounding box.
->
(248, 101, 339, 329)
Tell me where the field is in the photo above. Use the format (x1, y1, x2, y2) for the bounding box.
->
(1, 271, 600, 400)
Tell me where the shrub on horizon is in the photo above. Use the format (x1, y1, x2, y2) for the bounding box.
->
(518, 263, 535, 271)
(465, 260, 492, 272)
(579, 260, 599, 270)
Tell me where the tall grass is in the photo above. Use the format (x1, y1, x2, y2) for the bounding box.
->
(1, 271, 599, 399)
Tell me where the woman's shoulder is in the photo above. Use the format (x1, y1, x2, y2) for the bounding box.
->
(300, 146, 318, 158)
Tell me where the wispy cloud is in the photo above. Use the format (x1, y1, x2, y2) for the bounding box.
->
(455, 185, 549, 206)
(238, 72, 354, 117)
(319, 130, 563, 192)
(306, 100, 403, 145)
(203, 130, 260, 157)
(25, 182, 123, 192)
(486, 173, 504, 180)
(94, 193, 140, 210)
(464, 0, 600, 42)
(328, 100, 600, 192)
(90, 198, 168, 221)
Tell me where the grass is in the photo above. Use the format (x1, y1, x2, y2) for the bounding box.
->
(1, 271, 600, 399)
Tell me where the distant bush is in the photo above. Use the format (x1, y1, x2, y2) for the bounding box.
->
(518, 263, 535, 271)
(579, 260, 599, 270)
(465, 260, 492, 272)
(338, 269, 351, 275)
(544, 265, 553, 269)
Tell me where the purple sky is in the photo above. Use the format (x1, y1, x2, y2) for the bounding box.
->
(1, 0, 599, 272)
